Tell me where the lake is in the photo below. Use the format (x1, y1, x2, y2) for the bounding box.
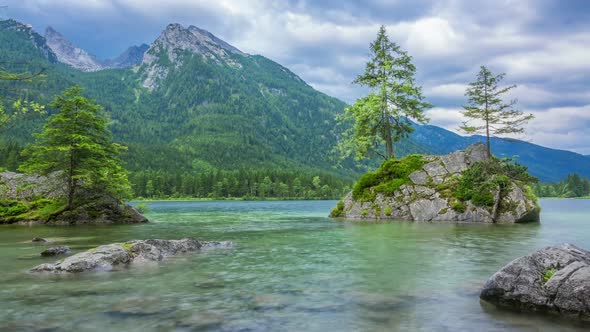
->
(1, 199, 589, 331)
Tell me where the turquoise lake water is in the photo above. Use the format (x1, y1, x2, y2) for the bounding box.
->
(1, 199, 589, 331)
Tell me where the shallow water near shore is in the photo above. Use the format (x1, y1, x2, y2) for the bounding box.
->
(1, 199, 589, 331)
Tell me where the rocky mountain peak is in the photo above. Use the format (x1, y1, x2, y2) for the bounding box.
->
(140, 23, 244, 90)
(44, 26, 104, 72)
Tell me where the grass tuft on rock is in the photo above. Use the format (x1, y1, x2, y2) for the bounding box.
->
(454, 158, 538, 209)
(352, 154, 426, 202)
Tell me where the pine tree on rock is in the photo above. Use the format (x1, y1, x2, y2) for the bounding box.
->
(20, 86, 131, 210)
(337, 25, 431, 161)
(460, 66, 534, 158)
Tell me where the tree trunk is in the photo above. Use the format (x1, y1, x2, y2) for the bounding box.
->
(382, 84, 394, 159)
(485, 119, 491, 159)
(484, 73, 491, 159)
(67, 149, 76, 210)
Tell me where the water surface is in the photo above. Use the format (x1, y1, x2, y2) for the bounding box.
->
(1, 199, 589, 331)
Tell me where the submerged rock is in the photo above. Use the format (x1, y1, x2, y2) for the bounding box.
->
(332, 143, 540, 223)
(30, 238, 232, 273)
(41, 245, 71, 257)
(480, 244, 590, 320)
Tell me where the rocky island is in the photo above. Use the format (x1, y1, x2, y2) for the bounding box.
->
(0, 171, 146, 225)
(481, 244, 590, 320)
(331, 143, 540, 223)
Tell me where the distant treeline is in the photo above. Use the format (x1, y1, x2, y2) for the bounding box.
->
(532, 173, 590, 198)
(129, 170, 351, 200)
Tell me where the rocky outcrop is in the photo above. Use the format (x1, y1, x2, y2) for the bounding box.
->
(45, 26, 105, 72)
(30, 238, 232, 273)
(333, 143, 540, 223)
(0, 171, 147, 225)
(480, 244, 590, 320)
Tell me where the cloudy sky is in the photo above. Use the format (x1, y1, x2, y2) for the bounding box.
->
(4, 0, 590, 154)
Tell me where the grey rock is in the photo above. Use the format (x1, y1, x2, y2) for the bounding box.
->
(409, 198, 448, 221)
(440, 151, 468, 174)
(481, 244, 590, 320)
(409, 171, 428, 185)
(465, 142, 488, 164)
(30, 238, 232, 273)
(423, 161, 448, 177)
(0, 171, 64, 201)
(40, 245, 71, 257)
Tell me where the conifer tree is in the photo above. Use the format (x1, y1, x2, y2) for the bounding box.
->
(337, 25, 431, 160)
(20, 86, 131, 209)
(460, 66, 534, 158)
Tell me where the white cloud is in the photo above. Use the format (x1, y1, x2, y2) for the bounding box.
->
(426, 83, 467, 99)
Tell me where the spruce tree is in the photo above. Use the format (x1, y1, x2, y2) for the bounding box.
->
(337, 25, 431, 160)
(460, 66, 534, 158)
(20, 86, 131, 210)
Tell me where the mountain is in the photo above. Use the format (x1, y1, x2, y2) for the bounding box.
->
(44, 26, 105, 72)
(104, 44, 149, 68)
(0, 20, 350, 181)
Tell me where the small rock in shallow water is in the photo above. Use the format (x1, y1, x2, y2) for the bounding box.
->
(32, 237, 48, 243)
(40, 245, 71, 257)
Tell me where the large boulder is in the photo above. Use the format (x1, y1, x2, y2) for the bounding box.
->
(30, 238, 232, 273)
(332, 143, 540, 223)
(480, 244, 590, 320)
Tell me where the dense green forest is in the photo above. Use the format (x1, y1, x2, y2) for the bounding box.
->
(532, 173, 590, 198)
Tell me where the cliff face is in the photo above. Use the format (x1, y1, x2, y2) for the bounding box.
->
(332, 143, 540, 223)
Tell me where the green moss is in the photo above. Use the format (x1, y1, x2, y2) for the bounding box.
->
(330, 201, 345, 217)
(543, 268, 556, 283)
(121, 242, 135, 251)
(352, 154, 425, 202)
(0, 198, 66, 223)
(371, 204, 381, 216)
(361, 209, 368, 217)
(135, 203, 149, 214)
(439, 207, 449, 215)
(451, 201, 467, 213)
(384, 206, 392, 216)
